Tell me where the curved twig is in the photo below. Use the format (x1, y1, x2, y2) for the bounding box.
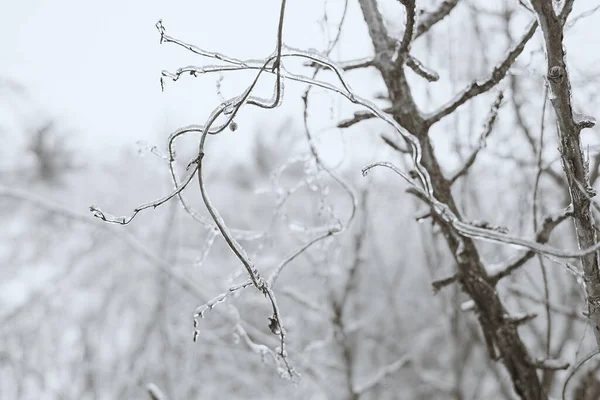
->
(561, 349, 600, 400)
(362, 161, 600, 260)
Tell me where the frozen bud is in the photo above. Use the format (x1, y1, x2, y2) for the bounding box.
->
(574, 112, 596, 130)
(586, 186, 597, 198)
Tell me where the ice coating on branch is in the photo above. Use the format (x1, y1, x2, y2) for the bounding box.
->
(272, 76, 285, 107)
(574, 112, 596, 129)
(194, 228, 218, 268)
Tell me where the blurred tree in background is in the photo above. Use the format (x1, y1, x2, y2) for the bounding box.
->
(2, 1, 600, 399)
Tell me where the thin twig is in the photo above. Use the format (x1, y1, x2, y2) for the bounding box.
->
(354, 355, 412, 395)
(147, 383, 168, 400)
(414, 0, 460, 38)
(337, 107, 392, 128)
(267, 229, 337, 286)
(508, 286, 586, 322)
(364, 162, 600, 260)
(396, 0, 417, 64)
(566, 4, 600, 29)
(406, 55, 440, 82)
(450, 91, 503, 184)
(561, 349, 600, 400)
(193, 279, 254, 341)
(425, 20, 538, 126)
(532, 83, 551, 359)
(158, 1, 297, 376)
(381, 134, 410, 153)
(529, 358, 569, 371)
(531, 0, 600, 347)
(0, 185, 275, 345)
(432, 275, 458, 293)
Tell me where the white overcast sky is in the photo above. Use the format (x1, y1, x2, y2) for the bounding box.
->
(1, 0, 599, 165)
(0, 0, 383, 162)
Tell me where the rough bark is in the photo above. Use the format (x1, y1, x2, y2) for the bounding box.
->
(358, 0, 545, 398)
(530, 0, 600, 347)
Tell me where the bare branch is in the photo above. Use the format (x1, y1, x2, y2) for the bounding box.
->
(504, 313, 538, 326)
(396, 0, 417, 61)
(147, 383, 168, 400)
(517, 0, 534, 13)
(233, 324, 280, 366)
(358, 0, 392, 56)
(337, 107, 392, 128)
(503, 4, 538, 155)
(529, 358, 570, 371)
(356, 2, 556, 396)
(89, 165, 197, 225)
(450, 91, 503, 184)
(566, 4, 600, 29)
(559, 0, 575, 23)
(158, 31, 436, 211)
(380, 134, 409, 153)
(354, 355, 412, 395)
(509, 75, 538, 153)
(339, 57, 376, 70)
(425, 20, 538, 126)
(267, 229, 337, 286)
(279, 286, 328, 315)
(0, 185, 275, 345)
(0, 186, 198, 296)
(573, 112, 596, 130)
(532, 82, 551, 358)
(303, 57, 375, 71)
(157, 4, 299, 377)
(489, 207, 571, 282)
(507, 286, 586, 322)
(77, 2, 599, 396)
(406, 55, 440, 82)
(562, 349, 600, 399)
(415, 0, 460, 38)
(193, 279, 253, 341)
(432, 274, 458, 293)
(531, 0, 600, 348)
(365, 164, 596, 260)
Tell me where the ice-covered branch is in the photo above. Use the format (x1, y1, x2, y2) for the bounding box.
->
(414, 0, 459, 38)
(396, 0, 416, 62)
(363, 162, 600, 260)
(147, 383, 168, 400)
(531, 0, 600, 348)
(406, 55, 439, 82)
(507, 286, 586, 322)
(489, 207, 571, 283)
(450, 91, 503, 184)
(425, 20, 538, 126)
